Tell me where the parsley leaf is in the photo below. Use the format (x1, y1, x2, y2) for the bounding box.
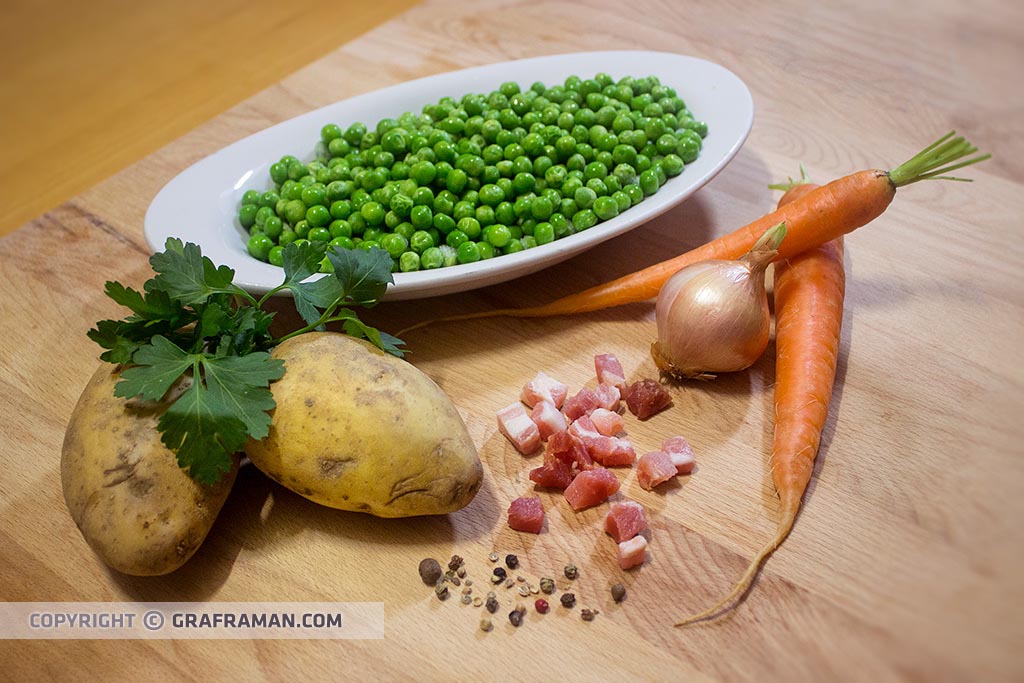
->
(327, 246, 394, 305)
(202, 353, 284, 439)
(340, 313, 406, 357)
(157, 379, 246, 484)
(114, 336, 196, 401)
(146, 238, 240, 305)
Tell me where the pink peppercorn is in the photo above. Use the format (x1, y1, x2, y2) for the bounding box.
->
(535, 599, 550, 614)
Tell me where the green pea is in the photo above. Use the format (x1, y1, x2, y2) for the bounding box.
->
(475, 204, 495, 227)
(301, 185, 326, 207)
(550, 213, 570, 237)
(329, 219, 352, 239)
(421, 246, 444, 269)
(247, 234, 273, 261)
(306, 205, 331, 228)
(239, 204, 258, 228)
(534, 221, 555, 245)
(263, 215, 283, 239)
(380, 233, 409, 258)
(574, 187, 597, 209)
(278, 228, 297, 246)
(360, 201, 385, 226)
(328, 137, 350, 158)
(505, 238, 524, 254)
(676, 136, 701, 164)
(268, 245, 285, 267)
(410, 230, 435, 253)
(242, 189, 261, 206)
(457, 217, 482, 240)
(530, 195, 554, 220)
(612, 190, 632, 213)
(269, 163, 289, 185)
(446, 168, 469, 193)
(635, 154, 652, 172)
(390, 192, 414, 218)
(399, 251, 420, 272)
(433, 213, 456, 234)
(572, 209, 598, 231)
(356, 240, 380, 252)
(446, 229, 469, 248)
(363, 228, 383, 243)
(411, 205, 433, 230)
(307, 227, 330, 243)
(521, 235, 538, 249)
(492, 202, 513, 225)
(593, 196, 620, 220)
(662, 153, 685, 177)
(496, 177, 514, 199)
(559, 197, 578, 217)
(479, 183, 505, 206)
(330, 236, 355, 250)
(584, 161, 608, 180)
(586, 178, 608, 196)
(639, 168, 660, 196)
(485, 224, 512, 248)
(477, 242, 496, 259)
(456, 241, 481, 264)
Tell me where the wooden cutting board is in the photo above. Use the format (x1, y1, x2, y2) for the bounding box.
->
(1, 0, 1021, 680)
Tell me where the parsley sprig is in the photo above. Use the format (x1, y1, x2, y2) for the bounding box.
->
(88, 238, 403, 484)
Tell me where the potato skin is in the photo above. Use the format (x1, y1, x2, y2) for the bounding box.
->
(246, 332, 482, 517)
(61, 365, 238, 576)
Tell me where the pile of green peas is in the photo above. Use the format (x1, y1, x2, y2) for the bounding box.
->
(239, 73, 707, 272)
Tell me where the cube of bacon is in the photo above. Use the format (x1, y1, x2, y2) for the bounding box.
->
(529, 460, 573, 490)
(589, 408, 624, 436)
(563, 468, 621, 511)
(617, 535, 648, 570)
(604, 501, 647, 543)
(636, 451, 678, 490)
(569, 415, 634, 466)
(508, 497, 545, 534)
(623, 379, 672, 420)
(595, 353, 627, 390)
(520, 371, 569, 409)
(496, 402, 541, 455)
(545, 431, 593, 474)
(562, 387, 601, 422)
(588, 435, 636, 467)
(594, 383, 621, 412)
(662, 436, 696, 474)
(530, 400, 567, 441)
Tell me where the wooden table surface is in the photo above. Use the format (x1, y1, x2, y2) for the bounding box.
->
(2, 0, 1022, 680)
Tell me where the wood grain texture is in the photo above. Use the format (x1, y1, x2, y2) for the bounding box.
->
(1, 0, 1022, 680)
(0, 0, 419, 237)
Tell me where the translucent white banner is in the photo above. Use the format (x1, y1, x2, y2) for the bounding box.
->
(0, 602, 384, 639)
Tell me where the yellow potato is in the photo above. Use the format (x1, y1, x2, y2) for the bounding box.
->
(246, 332, 482, 517)
(61, 365, 238, 576)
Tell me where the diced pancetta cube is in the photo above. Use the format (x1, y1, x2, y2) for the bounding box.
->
(529, 460, 573, 490)
(508, 497, 545, 534)
(588, 435, 636, 467)
(569, 415, 634, 466)
(563, 387, 602, 422)
(530, 400, 567, 441)
(617, 535, 648, 569)
(497, 402, 542, 455)
(568, 414, 602, 441)
(594, 383, 621, 412)
(520, 371, 569, 409)
(636, 451, 678, 490)
(564, 468, 621, 511)
(623, 379, 672, 420)
(546, 430, 593, 474)
(590, 408, 624, 436)
(595, 353, 627, 390)
(662, 436, 696, 474)
(604, 501, 647, 543)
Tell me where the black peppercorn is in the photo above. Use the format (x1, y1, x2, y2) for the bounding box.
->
(505, 554, 519, 569)
(560, 593, 576, 608)
(418, 558, 442, 585)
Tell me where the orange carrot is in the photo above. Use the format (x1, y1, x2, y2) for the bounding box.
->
(398, 132, 986, 336)
(676, 171, 845, 624)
